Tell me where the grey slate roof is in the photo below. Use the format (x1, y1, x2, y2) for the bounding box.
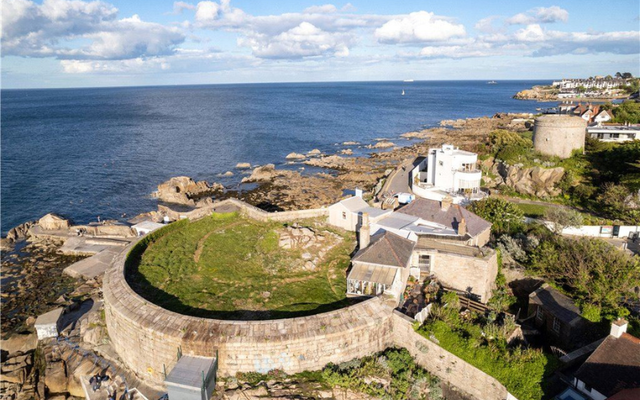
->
(529, 284, 582, 325)
(397, 198, 491, 238)
(575, 333, 640, 397)
(352, 231, 414, 268)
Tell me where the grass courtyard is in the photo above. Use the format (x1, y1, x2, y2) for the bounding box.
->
(126, 213, 356, 320)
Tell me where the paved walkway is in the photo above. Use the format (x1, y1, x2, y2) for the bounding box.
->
(380, 158, 419, 198)
(63, 247, 125, 279)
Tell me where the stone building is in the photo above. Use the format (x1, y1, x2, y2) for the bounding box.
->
(328, 195, 392, 232)
(533, 115, 587, 159)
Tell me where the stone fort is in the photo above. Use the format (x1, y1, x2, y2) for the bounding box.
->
(103, 201, 515, 400)
(533, 114, 587, 159)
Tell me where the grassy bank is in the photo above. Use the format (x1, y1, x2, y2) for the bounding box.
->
(128, 213, 356, 319)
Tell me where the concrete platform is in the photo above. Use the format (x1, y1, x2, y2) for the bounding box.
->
(64, 247, 124, 279)
(60, 236, 130, 256)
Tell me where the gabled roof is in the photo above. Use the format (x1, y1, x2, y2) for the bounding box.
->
(396, 198, 491, 238)
(334, 196, 391, 219)
(575, 333, 640, 397)
(352, 231, 414, 268)
(529, 284, 583, 325)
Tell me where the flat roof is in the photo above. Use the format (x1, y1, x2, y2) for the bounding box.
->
(35, 308, 64, 326)
(416, 238, 483, 258)
(132, 221, 165, 231)
(348, 263, 397, 286)
(337, 196, 391, 218)
(165, 356, 216, 389)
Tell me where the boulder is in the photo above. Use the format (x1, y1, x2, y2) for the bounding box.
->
(5, 221, 36, 243)
(0, 333, 37, 355)
(495, 163, 565, 198)
(285, 152, 306, 160)
(154, 176, 224, 206)
(44, 361, 67, 394)
(339, 148, 353, 155)
(236, 162, 251, 169)
(38, 214, 70, 231)
(307, 149, 322, 156)
(368, 141, 395, 149)
(241, 164, 278, 183)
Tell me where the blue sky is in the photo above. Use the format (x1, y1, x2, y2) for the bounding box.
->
(2, 0, 639, 88)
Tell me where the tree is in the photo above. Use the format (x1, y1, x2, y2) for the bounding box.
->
(616, 72, 623, 78)
(543, 207, 583, 233)
(529, 236, 640, 320)
(622, 72, 633, 79)
(470, 198, 524, 234)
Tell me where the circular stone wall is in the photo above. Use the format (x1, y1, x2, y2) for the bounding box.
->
(533, 115, 587, 159)
(103, 239, 394, 387)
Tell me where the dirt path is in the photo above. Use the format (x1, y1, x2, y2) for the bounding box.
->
(193, 221, 242, 263)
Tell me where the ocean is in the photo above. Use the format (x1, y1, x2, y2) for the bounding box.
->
(1, 80, 556, 234)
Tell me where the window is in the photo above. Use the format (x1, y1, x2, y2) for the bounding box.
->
(552, 317, 561, 333)
(536, 306, 543, 321)
(418, 255, 431, 271)
(342, 212, 346, 220)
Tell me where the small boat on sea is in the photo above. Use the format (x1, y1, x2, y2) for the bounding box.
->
(487, 81, 497, 84)
(403, 79, 414, 82)
(402, 90, 405, 96)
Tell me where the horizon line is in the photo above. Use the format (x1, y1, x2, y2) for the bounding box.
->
(0, 77, 557, 91)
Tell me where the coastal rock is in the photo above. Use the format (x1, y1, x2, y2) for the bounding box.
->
(513, 86, 558, 101)
(242, 164, 279, 183)
(5, 221, 36, 243)
(285, 152, 306, 160)
(494, 162, 565, 197)
(339, 148, 353, 155)
(220, 171, 234, 177)
(367, 141, 395, 149)
(236, 162, 251, 169)
(307, 149, 322, 156)
(44, 361, 67, 394)
(154, 176, 224, 206)
(38, 213, 70, 231)
(304, 155, 350, 169)
(342, 141, 359, 145)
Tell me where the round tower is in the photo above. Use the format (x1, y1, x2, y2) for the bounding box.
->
(533, 115, 587, 159)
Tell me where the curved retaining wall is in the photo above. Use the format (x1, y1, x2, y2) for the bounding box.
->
(533, 115, 586, 159)
(103, 240, 395, 387)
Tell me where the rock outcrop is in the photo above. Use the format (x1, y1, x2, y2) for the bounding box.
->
(241, 164, 280, 183)
(285, 152, 306, 160)
(489, 161, 565, 197)
(154, 176, 224, 207)
(513, 85, 558, 101)
(236, 162, 251, 169)
(38, 214, 70, 231)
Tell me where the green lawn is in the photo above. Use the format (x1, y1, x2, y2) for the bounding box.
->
(127, 213, 356, 319)
(513, 203, 550, 218)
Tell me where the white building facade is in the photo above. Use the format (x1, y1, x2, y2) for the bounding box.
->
(410, 145, 483, 204)
(587, 124, 640, 143)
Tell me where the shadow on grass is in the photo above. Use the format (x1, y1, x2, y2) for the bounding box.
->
(125, 229, 366, 320)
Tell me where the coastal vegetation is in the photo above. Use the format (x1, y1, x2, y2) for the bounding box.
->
(416, 292, 557, 400)
(234, 348, 443, 400)
(126, 213, 355, 319)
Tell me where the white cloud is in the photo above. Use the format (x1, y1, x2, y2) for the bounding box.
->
(303, 4, 337, 14)
(374, 11, 466, 44)
(169, 1, 196, 15)
(474, 16, 500, 33)
(506, 6, 569, 25)
(238, 21, 352, 59)
(514, 24, 545, 42)
(1, 0, 185, 59)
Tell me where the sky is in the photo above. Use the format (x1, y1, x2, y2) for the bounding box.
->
(1, 0, 639, 89)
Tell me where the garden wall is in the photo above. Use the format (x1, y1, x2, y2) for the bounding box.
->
(391, 311, 514, 400)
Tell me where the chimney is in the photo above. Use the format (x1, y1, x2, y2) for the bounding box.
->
(456, 205, 467, 236)
(359, 212, 371, 249)
(440, 196, 453, 211)
(610, 318, 628, 338)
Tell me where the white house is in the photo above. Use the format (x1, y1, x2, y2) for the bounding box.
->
(587, 124, 640, 142)
(593, 110, 613, 124)
(410, 145, 484, 204)
(328, 196, 392, 232)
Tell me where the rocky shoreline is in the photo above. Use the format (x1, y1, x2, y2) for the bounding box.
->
(1, 111, 540, 400)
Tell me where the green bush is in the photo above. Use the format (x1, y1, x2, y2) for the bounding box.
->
(418, 320, 555, 400)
